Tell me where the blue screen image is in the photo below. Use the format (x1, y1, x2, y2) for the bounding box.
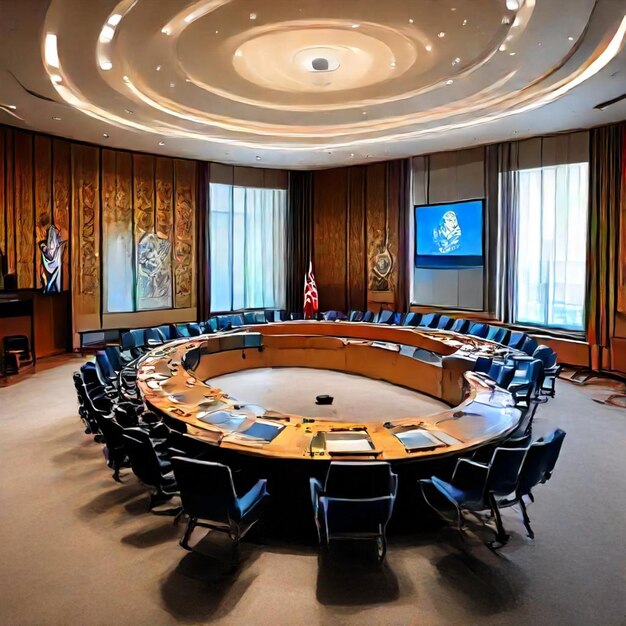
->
(416, 200, 483, 258)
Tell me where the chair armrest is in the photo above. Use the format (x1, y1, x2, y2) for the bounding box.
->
(236, 479, 268, 519)
(310, 477, 324, 511)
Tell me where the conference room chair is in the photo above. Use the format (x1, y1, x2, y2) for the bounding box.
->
(171, 457, 269, 563)
(506, 357, 545, 409)
(418, 313, 441, 328)
(156, 325, 175, 341)
(73, 372, 101, 438)
(230, 314, 244, 327)
(473, 356, 493, 374)
(450, 318, 470, 334)
(532, 345, 561, 397)
(498, 429, 566, 539)
(419, 446, 527, 548)
(122, 433, 178, 510)
(468, 322, 489, 338)
(348, 310, 364, 322)
(310, 462, 398, 561)
(95, 351, 118, 387)
(81, 361, 116, 399)
(174, 323, 190, 338)
(105, 345, 127, 373)
(486, 325, 511, 345)
(362, 311, 376, 323)
(520, 335, 539, 357)
(130, 328, 147, 348)
(92, 413, 128, 482)
(144, 327, 166, 346)
(323, 310, 347, 321)
(289, 312, 304, 321)
(243, 312, 256, 325)
(402, 312, 422, 326)
(436, 315, 453, 330)
(2, 334, 33, 374)
(206, 317, 219, 333)
(507, 331, 527, 350)
(391, 312, 404, 325)
(375, 310, 395, 325)
(187, 323, 203, 337)
(120, 331, 143, 360)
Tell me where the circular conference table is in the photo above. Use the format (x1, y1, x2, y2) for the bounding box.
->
(136, 321, 521, 463)
(134, 321, 524, 532)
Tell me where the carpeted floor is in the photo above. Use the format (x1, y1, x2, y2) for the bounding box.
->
(0, 355, 625, 626)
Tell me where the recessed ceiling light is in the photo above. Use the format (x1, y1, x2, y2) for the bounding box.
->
(409, 18, 414, 24)
(100, 60, 113, 71)
(51, 74, 62, 83)
(568, 36, 574, 41)
(185, 78, 191, 82)
(506, 0, 520, 10)
(99, 25, 115, 43)
(438, 31, 445, 38)
(362, 111, 367, 115)
(351, 24, 359, 28)
(445, 79, 454, 85)
(425, 44, 433, 52)
(452, 57, 461, 65)
(52, 116, 61, 121)
(255, 156, 261, 161)
(451, 7, 457, 11)
(107, 14, 122, 26)
(499, 44, 507, 51)
(234, 50, 243, 57)
(349, 153, 355, 158)
(249, 12, 257, 20)
(161, 27, 171, 35)
(124, 108, 133, 114)
(502, 16, 511, 24)
(7, 104, 16, 110)
(169, 81, 175, 88)
(509, 51, 516, 56)
(102, 133, 109, 138)
(122, 75, 130, 83)
(390, 60, 397, 68)
(156, 65, 162, 71)
(215, 30, 219, 34)
(462, 19, 468, 26)
(158, 141, 165, 146)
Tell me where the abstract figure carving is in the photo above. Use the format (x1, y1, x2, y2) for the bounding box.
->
(39, 224, 66, 293)
(432, 210, 461, 254)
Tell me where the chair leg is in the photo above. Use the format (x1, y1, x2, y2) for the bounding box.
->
(375, 535, 387, 562)
(487, 492, 509, 549)
(180, 518, 196, 550)
(231, 537, 240, 571)
(519, 497, 535, 539)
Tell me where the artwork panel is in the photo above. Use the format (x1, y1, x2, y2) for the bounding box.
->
(52, 139, 71, 291)
(155, 158, 174, 239)
(173, 159, 196, 309)
(34, 135, 53, 289)
(71, 143, 100, 317)
(0, 129, 5, 270)
(14, 131, 34, 288)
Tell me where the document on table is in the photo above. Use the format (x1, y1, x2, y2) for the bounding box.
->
(393, 428, 462, 451)
(323, 431, 376, 454)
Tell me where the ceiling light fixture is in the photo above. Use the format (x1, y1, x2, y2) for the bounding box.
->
(159, 140, 165, 146)
(462, 19, 468, 26)
(568, 36, 574, 41)
(445, 79, 454, 85)
(438, 31, 446, 38)
(99, 25, 115, 43)
(409, 18, 414, 24)
(52, 116, 61, 121)
(51, 74, 62, 83)
(44, 33, 59, 68)
(107, 14, 122, 26)
(425, 44, 433, 52)
(125, 108, 133, 114)
(499, 44, 507, 51)
(255, 156, 261, 161)
(249, 12, 257, 20)
(351, 24, 360, 28)
(509, 51, 516, 55)
(161, 26, 171, 35)
(234, 50, 243, 57)
(100, 60, 113, 71)
(506, 0, 520, 10)
(102, 133, 109, 138)
(156, 65, 162, 71)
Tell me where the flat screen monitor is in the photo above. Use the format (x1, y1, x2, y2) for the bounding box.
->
(415, 199, 484, 269)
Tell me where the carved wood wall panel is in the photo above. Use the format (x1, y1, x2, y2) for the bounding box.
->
(52, 139, 71, 292)
(347, 166, 366, 311)
(156, 158, 174, 240)
(14, 131, 34, 288)
(34, 135, 53, 289)
(173, 159, 196, 309)
(71, 143, 100, 323)
(312, 167, 348, 312)
(0, 129, 5, 267)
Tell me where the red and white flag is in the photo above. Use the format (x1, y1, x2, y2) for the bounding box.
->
(303, 260, 319, 320)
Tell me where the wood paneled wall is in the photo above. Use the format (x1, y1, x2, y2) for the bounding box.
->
(312, 160, 407, 312)
(0, 125, 198, 347)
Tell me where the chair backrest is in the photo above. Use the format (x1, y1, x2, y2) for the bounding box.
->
(322, 495, 396, 536)
(437, 315, 453, 330)
(255, 311, 269, 323)
(130, 328, 146, 348)
(507, 332, 527, 350)
(122, 433, 163, 487)
(3, 335, 30, 354)
(187, 323, 202, 336)
(468, 322, 489, 338)
(391, 312, 404, 325)
(175, 324, 190, 337)
(418, 313, 440, 328)
(157, 325, 173, 341)
(474, 356, 493, 374)
(230, 314, 244, 327)
(521, 336, 538, 356)
(323, 462, 397, 499)
(95, 351, 115, 380)
(243, 312, 256, 324)
(376, 310, 395, 325)
(403, 312, 422, 326)
(323, 310, 341, 321)
(533, 345, 557, 368)
(120, 331, 135, 350)
(362, 311, 375, 323)
(486, 447, 528, 496)
(105, 346, 123, 372)
(495, 364, 515, 388)
(144, 327, 165, 344)
(348, 310, 363, 322)
(450, 318, 470, 334)
(517, 429, 566, 495)
(171, 457, 238, 522)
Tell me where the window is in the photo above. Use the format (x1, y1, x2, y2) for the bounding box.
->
(209, 183, 287, 312)
(514, 162, 588, 330)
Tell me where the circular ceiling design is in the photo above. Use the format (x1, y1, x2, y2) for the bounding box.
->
(39, 0, 626, 158)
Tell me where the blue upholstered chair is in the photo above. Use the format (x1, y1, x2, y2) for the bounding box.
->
(418, 313, 441, 328)
(436, 315, 453, 330)
(156, 325, 174, 341)
(95, 350, 117, 387)
(419, 446, 528, 548)
(532, 345, 561, 397)
(230, 314, 244, 327)
(473, 356, 493, 374)
(243, 312, 256, 325)
(323, 310, 347, 321)
(171, 457, 269, 562)
(507, 331, 527, 350)
(288, 311, 303, 320)
(498, 429, 566, 539)
(506, 357, 545, 407)
(402, 312, 422, 326)
(468, 322, 489, 338)
(375, 310, 395, 325)
(187, 323, 203, 336)
(348, 310, 363, 322)
(362, 311, 376, 323)
(520, 335, 538, 356)
(450, 318, 470, 334)
(144, 327, 166, 346)
(310, 462, 398, 561)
